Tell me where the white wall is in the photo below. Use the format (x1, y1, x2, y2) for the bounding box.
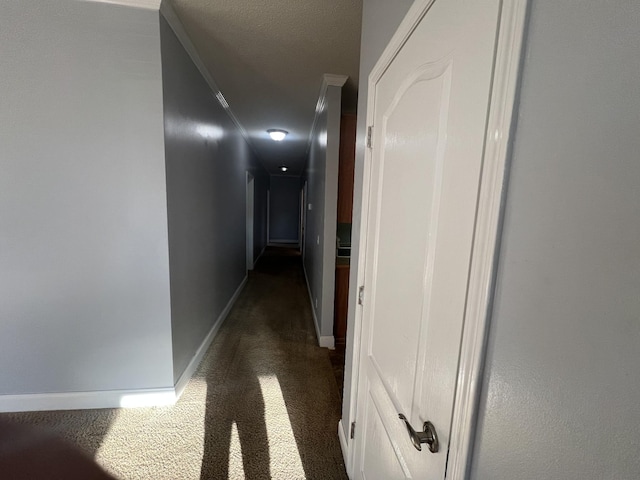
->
(268, 175, 301, 244)
(470, 2, 640, 478)
(0, 1, 174, 396)
(303, 84, 343, 346)
(160, 14, 268, 383)
(340, 0, 414, 441)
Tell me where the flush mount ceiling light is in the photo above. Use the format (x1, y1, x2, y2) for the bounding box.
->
(267, 129, 288, 142)
(279, 165, 288, 172)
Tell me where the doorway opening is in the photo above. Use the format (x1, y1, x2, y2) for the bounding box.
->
(300, 181, 308, 259)
(246, 172, 255, 271)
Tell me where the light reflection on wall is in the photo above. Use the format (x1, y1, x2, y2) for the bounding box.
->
(195, 124, 224, 141)
(319, 129, 328, 147)
(164, 115, 225, 143)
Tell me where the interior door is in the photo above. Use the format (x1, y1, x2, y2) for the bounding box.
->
(353, 0, 502, 478)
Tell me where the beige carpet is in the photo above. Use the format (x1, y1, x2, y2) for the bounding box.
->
(0, 248, 348, 480)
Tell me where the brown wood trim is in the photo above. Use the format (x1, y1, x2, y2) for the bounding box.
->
(337, 114, 357, 224)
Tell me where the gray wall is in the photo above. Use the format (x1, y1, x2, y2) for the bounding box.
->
(303, 85, 343, 341)
(268, 175, 300, 244)
(471, 2, 640, 479)
(0, 1, 174, 394)
(341, 0, 414, 440)
(160, 15, 267, 383)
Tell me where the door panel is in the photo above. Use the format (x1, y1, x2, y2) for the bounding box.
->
(361, 380, 409, 480)
(354, 0, 502, 478)
(370, 61, 452, 418)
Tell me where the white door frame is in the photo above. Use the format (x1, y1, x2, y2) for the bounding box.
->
(246, 172, 255, 271)
(344, 0, 529, 477)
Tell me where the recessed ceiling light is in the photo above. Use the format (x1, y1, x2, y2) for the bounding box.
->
(280, 165, 288, 172)
(268, 129, 288, 141)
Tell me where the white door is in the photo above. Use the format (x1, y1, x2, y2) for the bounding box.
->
(353, 0, 502, 478)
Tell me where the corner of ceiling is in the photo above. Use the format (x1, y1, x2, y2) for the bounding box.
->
(81, 0, 162, 9)
(323, 74, 349, 88)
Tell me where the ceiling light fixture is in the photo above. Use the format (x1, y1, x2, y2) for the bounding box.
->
(268, 129, 288, 142)
(280, 165, 288, 172)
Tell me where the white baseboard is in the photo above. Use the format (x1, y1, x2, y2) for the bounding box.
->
(319, 335, 335, 349)
(303, 262, 321, 339)
(338, 419, 352, 478)
(302, 263, 335, 349)
(268, 240, 300, 246)
(174, 275, 248, 398)
(0, 276, 249, 414)
(0, 387, 177, 413)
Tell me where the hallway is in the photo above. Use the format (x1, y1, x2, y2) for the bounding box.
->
(0, 248, 347, 479)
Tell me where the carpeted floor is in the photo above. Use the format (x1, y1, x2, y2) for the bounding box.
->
(0, 248, 348, 480)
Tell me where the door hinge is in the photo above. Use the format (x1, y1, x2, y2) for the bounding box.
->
(358, 286, 365, 305)
(366, 125, 373, 149)
(350, 421, 356, 439)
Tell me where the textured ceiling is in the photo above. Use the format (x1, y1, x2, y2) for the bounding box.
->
(167, 0, 363, 176)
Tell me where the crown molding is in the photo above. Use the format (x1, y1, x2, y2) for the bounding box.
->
(303, 73, 349, 165)
(80, 0, 161, 9)
(323, 74, 349, 88)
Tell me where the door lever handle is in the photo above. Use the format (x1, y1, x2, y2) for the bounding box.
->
(398, 414, 439, 453)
